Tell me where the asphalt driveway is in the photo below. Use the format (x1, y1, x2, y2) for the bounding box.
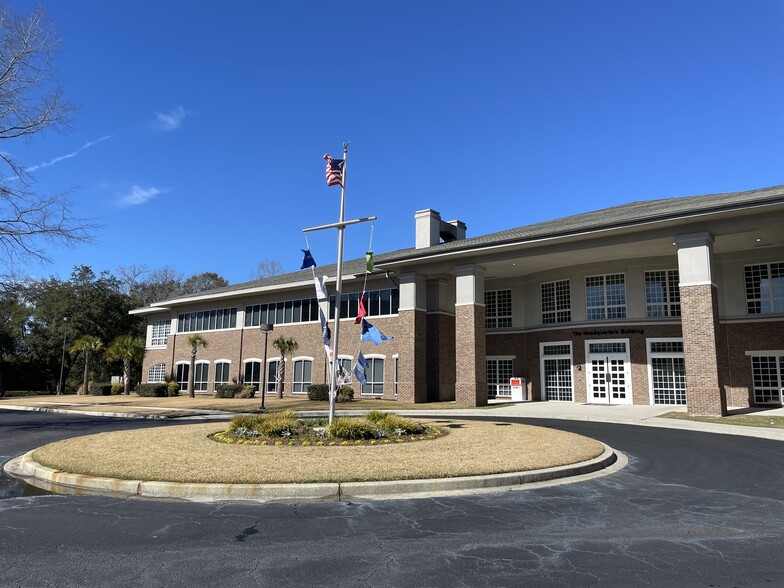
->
(2, 409, 783, 587)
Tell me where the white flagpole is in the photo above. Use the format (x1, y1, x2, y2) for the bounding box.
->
(328, 142, 349, 424)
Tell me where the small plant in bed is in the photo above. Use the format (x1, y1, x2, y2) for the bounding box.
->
(213, 410, 444, 446)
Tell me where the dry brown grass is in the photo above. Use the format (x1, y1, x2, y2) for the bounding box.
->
(32, 419, 604, 484)
(660, 411, 784, 429)
(4, 393, 460, 414)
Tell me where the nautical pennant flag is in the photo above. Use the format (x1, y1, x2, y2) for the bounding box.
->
(365, 250, 373, 273)
(314, 275, 330, 328)
(323, 154, 345, 187)
(353, 351, 369, 386)
(314, 275, 329, 302)
(354, 292, 367, 324)
(319, 307, 332, 360)
(361, 319, 392, 345)
(301, 249, 317, 270)
(336, 363, 351, 386)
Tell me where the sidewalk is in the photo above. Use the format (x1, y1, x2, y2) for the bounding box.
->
(3, 398, 784, 441)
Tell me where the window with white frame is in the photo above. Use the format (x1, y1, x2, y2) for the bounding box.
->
(244, 361, 261, 389)
(541, 343, 573, 401)
(214, 362, 230, 389)
(150, 320, 171, 347)
(648, 339, 686, 405)
(293, 359, 312, 394)
(362, 357, 384, 395)
(750, 355, 784, 404)
(645, 270, 681, 317)
(542, 280, 571, 324)
(745, 262, 784, 315)
(485, 290, 512, 329)
(175, 363, 189, 391)
(586, 274, 626, 320)
(394, 355, 399, 398)
(194, 362, 209, 392)
(147, 363, 166, 383)
(267, 359, 283, 394)
(177, 307, 237, 333)
(486, 357, 514, 398)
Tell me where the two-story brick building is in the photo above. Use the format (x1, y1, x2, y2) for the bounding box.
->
(132, 185, 784, 416)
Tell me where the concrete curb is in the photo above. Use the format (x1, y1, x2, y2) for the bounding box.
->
(0, 404, 170, 420)
(4, 403, 784, 440)
(4, 444, 620, 503)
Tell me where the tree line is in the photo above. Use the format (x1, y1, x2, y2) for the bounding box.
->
(0, 265, 232, 395)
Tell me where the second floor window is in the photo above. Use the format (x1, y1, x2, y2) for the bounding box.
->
(645, 270, 681, 317)
(542, 280, 571, 324)
(586, 274, 626, 320)
(150, 320, 171, 346)
(485, 289, 512, 329)
(745, 262, 784, 314)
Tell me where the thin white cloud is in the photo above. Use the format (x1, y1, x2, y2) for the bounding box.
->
(3, 134, 114, 181)
(25, 134, 114, 173)
(118, 185, 169, 206)
(153, 106, 192, 131)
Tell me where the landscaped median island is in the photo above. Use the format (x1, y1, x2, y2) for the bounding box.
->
(214, 411, 445, 447)
(29, 416, 606, 485)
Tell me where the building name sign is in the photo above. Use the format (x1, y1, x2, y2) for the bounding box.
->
(572, 328, 645, 337)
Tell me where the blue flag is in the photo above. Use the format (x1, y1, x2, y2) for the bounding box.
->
(301, 249, 317, 270)
(361, 319, 392, 345)
(353, 351, 369, 386)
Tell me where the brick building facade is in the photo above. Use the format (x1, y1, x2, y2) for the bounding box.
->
(133, 185, 784, 417)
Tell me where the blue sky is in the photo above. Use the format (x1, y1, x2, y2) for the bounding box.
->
(10, 0, 784, 285)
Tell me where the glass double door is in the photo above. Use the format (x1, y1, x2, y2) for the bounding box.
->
(586, 340, 631, 404)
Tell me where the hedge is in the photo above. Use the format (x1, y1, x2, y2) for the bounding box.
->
(215, 384, 243, 398)
(135, 383, 168, 397)
(87, 382, 113, 396)
(307, 384, 355, 402)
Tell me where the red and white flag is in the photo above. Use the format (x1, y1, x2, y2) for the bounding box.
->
(323, 154, 345, 187)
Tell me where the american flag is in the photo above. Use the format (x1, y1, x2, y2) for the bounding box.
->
(323, 154, 345, 187)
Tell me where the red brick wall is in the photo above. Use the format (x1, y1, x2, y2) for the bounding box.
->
(455, 305, 487, 406)
(680, 284, 727, 416)
(427, 313, 456, 401)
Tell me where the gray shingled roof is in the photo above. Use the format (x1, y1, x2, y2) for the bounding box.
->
(144, 184, 784, 306)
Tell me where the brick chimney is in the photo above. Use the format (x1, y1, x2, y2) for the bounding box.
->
(415, 209, 467, 249)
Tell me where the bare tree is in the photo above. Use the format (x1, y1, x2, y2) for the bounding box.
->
(251, 259, 284, 280)
(0, 7, 88, 271)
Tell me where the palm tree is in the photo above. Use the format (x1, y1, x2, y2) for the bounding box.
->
(69, 335, 104, 395)
(106, 335, 146, 394)
(272, 336, 298, 398)
(187, 334, 208, 398)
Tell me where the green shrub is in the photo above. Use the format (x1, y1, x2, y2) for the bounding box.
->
(238, 384, 257, 399)
(307, 384, 353, 402)
(87, 382, 112, 396)
(307, 384, 330, 401)
(228, 414, 263, 431)
(337, 386, 354, 402)
(365, 410, 387, 423)
(228, 411, 298, 437)
(326, 417, 376, 440)
(166, 381, 180, 397)
(256, 411, 298, 436)
(308, 384, 329, 401)
(110, 384, 125, 395)
(376, 413, 425, 435)
(135, 383, 168, 397)
(216, 384, 242, 398)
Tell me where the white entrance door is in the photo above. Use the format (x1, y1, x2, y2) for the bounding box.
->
(586, 340, 632, 404)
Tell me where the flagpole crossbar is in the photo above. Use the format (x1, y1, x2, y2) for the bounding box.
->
(303, 216, 377, 234)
